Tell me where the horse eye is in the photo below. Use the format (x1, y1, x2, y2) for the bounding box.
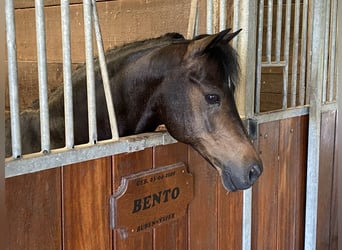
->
(205, 94, 220, 105)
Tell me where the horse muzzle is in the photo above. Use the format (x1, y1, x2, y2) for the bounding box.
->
(220, 162, 263, 192)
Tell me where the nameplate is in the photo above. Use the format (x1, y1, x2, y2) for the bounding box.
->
(110, 162, 193, 239)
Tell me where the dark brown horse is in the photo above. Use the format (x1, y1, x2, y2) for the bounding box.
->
(5, 29, 262, 191)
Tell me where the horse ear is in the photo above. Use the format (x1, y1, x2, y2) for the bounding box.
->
(185, 28, 241, 58)
(222, 28, 242, 42)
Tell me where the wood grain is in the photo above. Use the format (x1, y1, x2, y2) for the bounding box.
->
(113, 149, 154, 249)
(62, 157, 112, 250)
(317, 111, 337, 249)
(252, 120, 280, 250)
(188, 147, 219, 250)
(153, 143, 189, 250)
(5, 169, 62, 250)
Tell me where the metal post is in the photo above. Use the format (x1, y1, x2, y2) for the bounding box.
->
(266, 0, 273, 63)
(234, 1, 258, 249)
(61, 0, 74, 149)
(207, 0, 213, 34)
(5, 0, 21, 158)
(219, 0, 227, 31)
(274, 0, 283, 62)
(83, 0, 97, 144)
(35, 0, 50, 153)
(282, 0, 291, 109)
(255, 0, 264, 114)
(299, 0, 308, 106)
(304, 0, 326, 249)
(290, 0, 300, 107)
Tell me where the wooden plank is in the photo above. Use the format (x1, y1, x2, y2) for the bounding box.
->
(62, 157, 112, 250)
(252, 120, 279, 250)
(316, 111, 337, 249)
(5, 169, 62, 249)
(153, 143, 188, 250)
(112, 149, 154, 249)
(188, 147, 218, 250)
(217, 186, 243, 249)
(277, 116, 307, 249)
(13, 0, 192, 63)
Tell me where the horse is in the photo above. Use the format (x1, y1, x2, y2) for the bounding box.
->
(5, 29, 262, 192)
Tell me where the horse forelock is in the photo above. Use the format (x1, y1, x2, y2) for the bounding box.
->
(205, 42, 240, 94)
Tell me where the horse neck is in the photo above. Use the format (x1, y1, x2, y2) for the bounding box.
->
(114, 43, 187, 135)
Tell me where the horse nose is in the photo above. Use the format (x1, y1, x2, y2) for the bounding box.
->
(248, 163, 263, 184)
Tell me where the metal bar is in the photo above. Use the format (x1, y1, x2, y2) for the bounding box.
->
(35, 0, 50, 153)
(207, 0, 213, 33)
(282, 0, 292, 109)
(232, 0, 240, 49)
(304, 0, 326, 248)
(290, 0, 300, 107)
(219, 0, 227, 31)
(266, 0, 273, 63)
(255, 0, 264, 113)
(61, 0, 74, 149)
(83, 0, 97, 144)
(5, 0, 21, 158)
(256, 106, 309, 123)
(327, 0, 337, 102)
(5, 132, 177, 178)
(91, 0, 119, 140)
(235, 1, 258, 249)
(187, 0, 198, 38)
(261, 61, 286, 67)
(322, 0, 331, 103)
(275, 0, 282, 62)
(299, 0, 308, 106)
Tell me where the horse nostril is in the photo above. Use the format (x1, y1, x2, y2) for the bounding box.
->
(248, 164, 262, 183)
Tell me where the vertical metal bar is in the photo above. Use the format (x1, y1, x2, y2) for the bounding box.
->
(207, 0, 213, 33)
(232, 0, 240, 49)
(187, 0, 198, 38)
(91, 0, 119, 140)
(255, 0, 264, 113)
(282, 0, 292, 109)
(61, 0, 74, 149)
(299, 0, 308, 106)
(266, 0, 273, 63)
(5, 0, 21, 158)
(235, 1, 258, 249)
(219, 0, 227, 31)
(322, 0, 331, 104)
(290, 0, 300, 107)
(327, 0, 337, 102)
(304, 0, 326, 249)
(274, 0, 282, 62)
(83, 0, 97, 144)
(35, 0, 50, 153)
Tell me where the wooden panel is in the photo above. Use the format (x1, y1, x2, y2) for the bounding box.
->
(113, 149, 154, 249)
(277, 116, 307, 249)
(188, 147, 218, 250)
(217, 185, 243, 249)
(62, 157, 112, 250)
(252, 120, 280, 250)
(316, 111, 337, 250)
(153, 143, 188, 250)
(12, 0, 192, 63)
(5, 169, 62, 250)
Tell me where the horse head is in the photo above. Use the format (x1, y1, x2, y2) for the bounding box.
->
(155, 29, 263, 191)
